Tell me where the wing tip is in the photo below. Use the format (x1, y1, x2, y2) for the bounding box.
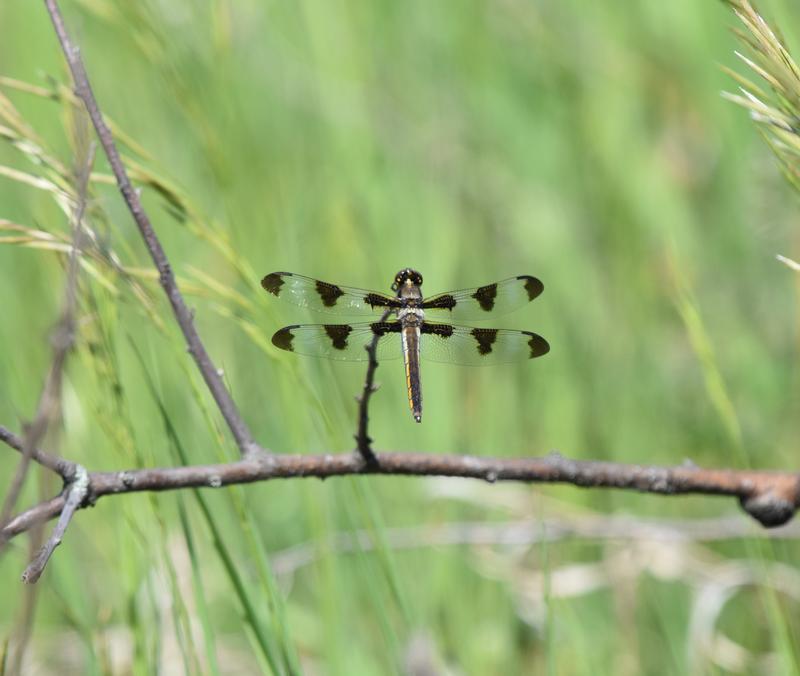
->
(525, 332, 550, 358)
(516, 275, 544, 300)
(271, 326, 297, 352)
(261, 271, 292, 295)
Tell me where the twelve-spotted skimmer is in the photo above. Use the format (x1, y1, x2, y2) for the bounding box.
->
(262, 269, 549, 422)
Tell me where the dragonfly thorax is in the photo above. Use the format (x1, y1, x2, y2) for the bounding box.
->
(398, 307, 425, 324)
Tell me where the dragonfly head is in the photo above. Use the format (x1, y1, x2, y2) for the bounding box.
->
(392, 268, 423, 293)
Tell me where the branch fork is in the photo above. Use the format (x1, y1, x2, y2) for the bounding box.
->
(21, 463, 88, 584)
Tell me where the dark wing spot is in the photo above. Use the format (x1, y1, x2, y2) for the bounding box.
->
(471, 328, 499, 355)
(526, 332, 550, 358)
(316, 280, 345, 307)
(324, 324, 352, 350)
(272, 326, 296, 351)
(471, 283, 498, 312)
(370, 321, 402, 336)
(364, 293, 402, 309)
(519, 275, 544, 301)
(421, 323, 454, 338)
(421, 295, 457, 311)
(261, 272, 287, 296)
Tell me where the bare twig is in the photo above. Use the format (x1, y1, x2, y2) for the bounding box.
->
(43, 0, 257, 457)
(0, 288, 77, 527)
(354, 309, 392, 464)
(2, 448, 799, 542)
(21, 464, 88, 584)
(0, 425, 75, 480)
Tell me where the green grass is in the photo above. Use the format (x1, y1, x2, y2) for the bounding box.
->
(1, 0, 799, 673)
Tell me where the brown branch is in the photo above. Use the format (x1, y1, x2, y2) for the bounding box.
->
(2, 449, 799, 543)
(21, 464, 88, 584)
(0, 425, 75, 480)
(354, 309, 392, 464)
(43, 0, 257, 457)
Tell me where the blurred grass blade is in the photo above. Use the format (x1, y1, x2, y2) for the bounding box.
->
(668, 245, 744, 455)
(175, 357, 302, 675)
(131, 342, 294, 675)
(776, 254, 800, 271)
(177, 495, 221, 676)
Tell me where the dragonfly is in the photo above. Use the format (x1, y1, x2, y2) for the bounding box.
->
(262, 268, 549, 423)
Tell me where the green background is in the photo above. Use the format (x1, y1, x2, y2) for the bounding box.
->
(0, 0, 798, 673)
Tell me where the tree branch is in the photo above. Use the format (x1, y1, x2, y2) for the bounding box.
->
(354, 309, 392, 464)
(43, 0, 257, 457)
(2, 447, 798, 543)
(0, 425, 75, 481)
(20, 464, 88, 584)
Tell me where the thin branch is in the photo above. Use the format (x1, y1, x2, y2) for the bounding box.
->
(0, 425, 75, 480)
(21, 464, 88, 584)
(2, 448, 799, 543)
(354, 309, 392, 464)
(43, 0, 257, 457)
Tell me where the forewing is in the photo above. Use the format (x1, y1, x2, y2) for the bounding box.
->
(262, 271, 400, 315)
(271, 322, 402, 361)
(419, 322, 549, 365)
(421, 275, 543, 320)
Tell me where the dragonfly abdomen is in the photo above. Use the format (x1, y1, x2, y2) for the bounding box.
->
(400, 311, 423, 423)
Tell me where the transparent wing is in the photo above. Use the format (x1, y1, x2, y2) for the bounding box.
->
(421, 275, 544, 320)
(419, 323, 549, 365)
(271, 322, 403, 361)
(262, 271, 400, 316)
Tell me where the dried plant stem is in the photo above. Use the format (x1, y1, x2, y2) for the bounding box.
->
(354, 309, 392, 464)
(43, 0, 257, 457)
(2, 437, 799, 543)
